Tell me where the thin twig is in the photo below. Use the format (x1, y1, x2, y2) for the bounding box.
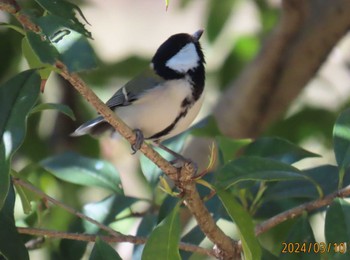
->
(13, 177, 122, 238)
(255, 185, 350, 236)
(17, 227, 217, 257)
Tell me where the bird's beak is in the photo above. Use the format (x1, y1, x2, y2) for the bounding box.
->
(192, 29, 204, 41)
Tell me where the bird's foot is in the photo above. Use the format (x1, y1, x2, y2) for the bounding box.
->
(156, 143, 198, 175)
(131, 129, 144, 154)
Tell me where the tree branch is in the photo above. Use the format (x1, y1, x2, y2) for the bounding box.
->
(214, 0, 350, 138)
(13, 177, 123, 238)
(255, 185, 350, 236)
(56, 63, 239, 259)
(0, 2, 240, 258)
(17, 227, 217, 257)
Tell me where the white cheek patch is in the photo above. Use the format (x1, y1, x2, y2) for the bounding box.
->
(165, 43, 199, 73)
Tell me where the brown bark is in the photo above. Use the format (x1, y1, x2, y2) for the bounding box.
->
(214, 0, 350, 138)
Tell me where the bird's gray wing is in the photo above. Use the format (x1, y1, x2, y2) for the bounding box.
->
(106, 68, 164, 109)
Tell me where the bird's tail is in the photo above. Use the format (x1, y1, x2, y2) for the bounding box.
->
(71, 116, 112, 137)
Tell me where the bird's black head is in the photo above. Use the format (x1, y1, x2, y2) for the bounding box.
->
(151, 30, 205, 89)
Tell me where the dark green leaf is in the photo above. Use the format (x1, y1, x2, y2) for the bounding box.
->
(279, 214, 318, 260)
(26, 31, 59, 65)
(83, 195, 136, 233)
(215, 157, 310, 190)
(0, 70, 40, 209)
(142, 203, 181, 260)
(31, 102, 75, 120)
(59, 33, 97, 72)
(158, 195, 179, 224)
(22, 36, 52, 80)
(206, 0, 236, 42)
(333, 108, 350, 170)
(34, 15, 96, 72)
(133, 215, 157, 259)
(40, 152, 122, 193)
(90, 237, 122, 260)
(34, 0, 91, 38)
(0, 184, 29, 260)
(180, 225, 205, 259)
(59, 219, 87, 260)
(325, 198, 350, 259)
(263, 165, 341, 201)
(267, 107, 336, 145)
(244, 137, 320, 164)
(217, 136, 251, 164)
(217, 189, 261, 260)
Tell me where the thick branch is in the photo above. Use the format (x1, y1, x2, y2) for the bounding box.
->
(255, 185, 350, 236)
(57, 65, 240, 258)
(215, 0, 350, 138)
(179, 164, 240, 259)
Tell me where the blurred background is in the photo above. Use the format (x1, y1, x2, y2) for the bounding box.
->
(2, 0, 350, 259)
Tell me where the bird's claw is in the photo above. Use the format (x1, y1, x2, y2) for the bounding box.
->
(131, 129, 144, 154)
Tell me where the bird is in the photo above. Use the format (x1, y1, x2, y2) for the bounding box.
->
(72, 30, 205, 156)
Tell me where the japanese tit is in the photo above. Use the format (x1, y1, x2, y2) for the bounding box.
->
(72, 30, 205, 152)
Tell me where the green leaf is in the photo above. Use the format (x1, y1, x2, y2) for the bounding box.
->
(215, 157, 309, 189)
(142, 203, 181, 260)
(40, 152, 122, 193)
(13, 179, 32, 215)
(325, 198, 350, 242)
(333, 108, 350, 170)
(0, 70, 41, 210)
(279, 214, 317, 260)
(0, 184, 29, 260)
(325, 198, 350, 259)
(133, 215, 157, 259)
(0, 22, 25, 35)
(217, 189, 261, 260)
(90, 237, 122, 260)
(31, 102, 75, 120)
(22, 36, 52, 80)
(34, 0, 91, 38)
(34, 15, 96, 72)
(12, 169, 41, 215)
(217, 136, 251, 164)
(206, 0, 236, 42)
(83, 195, 136, 234)
(26, 31, 59, 65)
(180, 225, 205, 259)
(263, 165, 339, 201)
(244, 137, 320, 164)
(267, 107, 335, 145)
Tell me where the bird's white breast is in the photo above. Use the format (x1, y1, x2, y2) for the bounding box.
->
(115, 79, 203, 141)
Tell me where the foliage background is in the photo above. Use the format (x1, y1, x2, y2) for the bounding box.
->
(2, 0, 350, 259)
